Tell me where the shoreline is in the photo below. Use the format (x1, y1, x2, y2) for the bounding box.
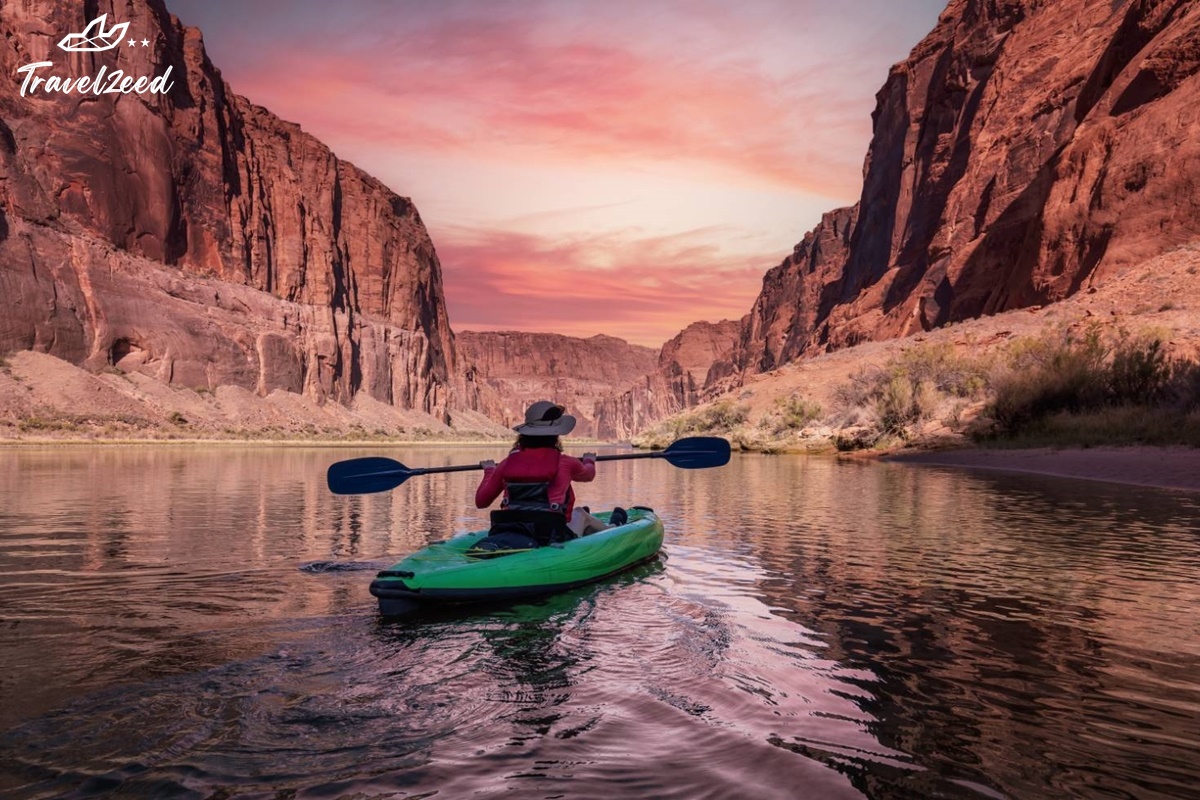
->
(4, 435, 1198, 493)
(886, 445, 1200, 492)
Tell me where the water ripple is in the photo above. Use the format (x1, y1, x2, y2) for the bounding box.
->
(2, 448, 1199, 798)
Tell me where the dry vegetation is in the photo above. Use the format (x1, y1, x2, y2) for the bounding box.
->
(637, 244, 1200, 454)
(638, 326, 1200, 452)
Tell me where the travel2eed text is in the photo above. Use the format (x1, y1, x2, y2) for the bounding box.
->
(16, 14, 174, 98)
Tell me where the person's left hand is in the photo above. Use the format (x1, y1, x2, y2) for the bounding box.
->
(480, 459, 496, 470)
(581, 452, 596, 463)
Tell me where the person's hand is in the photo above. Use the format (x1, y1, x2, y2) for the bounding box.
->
(480, 459, 496, 470)
(581, 452, 596, 463)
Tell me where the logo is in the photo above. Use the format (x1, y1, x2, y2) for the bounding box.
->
(57, 14, 129, 52)
(17, 15, 174, 98)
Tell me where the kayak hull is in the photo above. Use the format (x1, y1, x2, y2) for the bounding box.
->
(369, 507, 664, 615)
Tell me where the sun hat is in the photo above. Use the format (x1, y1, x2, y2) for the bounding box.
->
(514, 400, 577, 436)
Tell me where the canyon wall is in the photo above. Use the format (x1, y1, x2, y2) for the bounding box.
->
(736, 0, 1200, 373)
(456, 331, 657, 437)
(0, 0, 454, 419)
(592, 320, 740, 439)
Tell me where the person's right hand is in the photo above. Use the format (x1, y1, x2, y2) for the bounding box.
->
(480, 459, 496, 470)
(581, 452, 597, 463)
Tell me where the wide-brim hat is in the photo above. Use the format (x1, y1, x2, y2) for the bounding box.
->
(514, 400, 576, 436)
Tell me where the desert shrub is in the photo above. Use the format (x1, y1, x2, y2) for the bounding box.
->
(895, 342, 991, 397)
(832, 343, 989, 441)
(18, 417, 75, 432)
(992, 407, 1200, 449)
(833, 365, 883, 410)
(875, 374, 914, 436)
(760, 394, 823, 434)
(989, 327, 1108, 431)
(1167, 358, 1200, 412)
(646, 400, 751, 443)
(672, 400, 749, 435)
(984, 325, 1200, 443)
(1109, 337, 1171, 404)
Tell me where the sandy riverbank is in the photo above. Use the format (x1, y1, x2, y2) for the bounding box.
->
(887, 446, 1200, 492)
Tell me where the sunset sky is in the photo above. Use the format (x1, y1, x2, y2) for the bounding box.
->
(167, 0, 945, 347)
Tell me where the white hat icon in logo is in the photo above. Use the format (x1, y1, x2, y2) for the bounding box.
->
(57, 14, 130, 52)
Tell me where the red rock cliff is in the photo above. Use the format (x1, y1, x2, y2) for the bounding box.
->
(456, 331, 657, 437)
(738, 0, 1200, 373)
(593, 320, 741, 440)
(0, 0, 454, 417)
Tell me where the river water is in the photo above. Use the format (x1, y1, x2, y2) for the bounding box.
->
(0, 446, 1198, 799)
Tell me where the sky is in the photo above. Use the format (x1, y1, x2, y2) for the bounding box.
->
(166, 0, 946, 347)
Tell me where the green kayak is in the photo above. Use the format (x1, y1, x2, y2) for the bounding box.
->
(369, 507, 664, 615)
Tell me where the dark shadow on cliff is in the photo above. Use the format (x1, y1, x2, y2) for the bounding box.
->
(936, 142, 1110, 325)
(883, 45, 1003, 314)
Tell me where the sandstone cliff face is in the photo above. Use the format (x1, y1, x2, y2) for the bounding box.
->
(456, 331, 657, 437)
(593, 320, 741, 440)
(738, 0, 1200, 373)
(734, 207, 858, 373)
(0, 0, 453, 418)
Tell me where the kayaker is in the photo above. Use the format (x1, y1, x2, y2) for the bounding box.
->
(475, 400, 611, 541)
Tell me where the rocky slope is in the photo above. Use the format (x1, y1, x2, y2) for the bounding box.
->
(639, 244, 1200, 453)
(456, 331, 657, 437)
(735, 0, 1200, 374)
(593, 320, 741, 439)
(0, 0, 454, 420)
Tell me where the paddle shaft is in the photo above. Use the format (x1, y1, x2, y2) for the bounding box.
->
(326, 436, 729, 494)
(410, 450, 665, 477)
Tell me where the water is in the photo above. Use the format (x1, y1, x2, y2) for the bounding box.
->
(1, 446, 1198, 799)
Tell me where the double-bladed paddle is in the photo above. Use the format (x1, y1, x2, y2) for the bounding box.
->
(326, 436, 732, 495)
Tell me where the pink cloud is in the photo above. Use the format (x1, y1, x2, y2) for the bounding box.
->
(436, 225, 767, 347)
(217, 16, 873, 196)
(164, 0, 948, 348)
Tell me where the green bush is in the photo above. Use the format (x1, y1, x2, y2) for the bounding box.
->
(760, 394, 822, 434)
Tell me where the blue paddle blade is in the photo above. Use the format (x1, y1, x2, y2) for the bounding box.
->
(327, 457, 413, 495)
(660, 436, 731, 468)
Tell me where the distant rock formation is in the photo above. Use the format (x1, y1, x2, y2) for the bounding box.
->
(736, 0, 1200, 373)
(456, 331, 658, 437)
(0, 0, 454, 419)
(593, 320, 741, 440)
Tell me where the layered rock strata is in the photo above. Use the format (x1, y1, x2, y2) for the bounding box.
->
(593, 320, 740, 440)
(456, 331, 658, 438)
(0, 0, 454, 419)
(737, 0, 1200, 373)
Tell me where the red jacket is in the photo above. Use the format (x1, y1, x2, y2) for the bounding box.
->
(475, 446, 595, 518)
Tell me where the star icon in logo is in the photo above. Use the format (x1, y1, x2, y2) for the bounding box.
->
(141, 39, 150, 47)
(127, 39, 136, 47)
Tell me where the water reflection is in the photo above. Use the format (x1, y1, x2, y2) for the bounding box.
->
(1, 447, 1198, 799)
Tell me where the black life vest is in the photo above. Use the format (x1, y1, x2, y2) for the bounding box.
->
(499, 452, 575, 516)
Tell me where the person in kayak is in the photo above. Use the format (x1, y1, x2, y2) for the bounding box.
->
(475, 400, 613, 546)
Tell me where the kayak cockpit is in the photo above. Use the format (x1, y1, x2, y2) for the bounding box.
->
(368, 507, 663, 616)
